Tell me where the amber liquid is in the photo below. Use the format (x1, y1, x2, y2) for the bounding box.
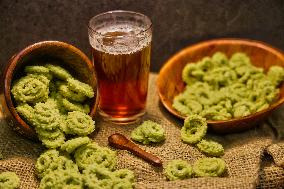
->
(92, 31, 151, 122)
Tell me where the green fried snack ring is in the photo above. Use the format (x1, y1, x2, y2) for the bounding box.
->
(112, 181, 133, 189)
(0, 172, 20, 189)
(25, 65, 50, 74)
(113, 169, 135, 183)
(181, 114, 207, 144)
(172, 94, 203, 116)
(62, 98, 90, 114)
(182, 63, 199, 85)
(32, 102, 60, 130)
(75, 143, 117, 170)
(196, 139, 224, 157)
(165, 160, 193, 181)
(36, 149, 60, 178)
(66, 111, 95, 136)
(83, 164, 115, 189)
(233, 100, 255, 118)
(45, 64, 72, 80)
(229, 52, 250, 68)
(193, 157, 226, 177)
(61, 137, 91, 154)
(39, 170, 83, 189)
(131, 121, 165, 144)
(11, 75, 49, 104)
(67, 78, 94, 98)
(43, 156, 79, 178)
(35, 127, 62, 139)
(15, 104, 34, 124)
(39, 131, 65, 149)
(58, 84, 86, 102)
(267, 65, 284, 86)
(212, 52, 228, 66)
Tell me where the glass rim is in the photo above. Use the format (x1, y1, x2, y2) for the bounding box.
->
(88, 10, 152, 38)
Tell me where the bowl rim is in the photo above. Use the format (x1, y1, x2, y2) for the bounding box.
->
(4, 40, 99, 136)
(157, 38, 284, 124)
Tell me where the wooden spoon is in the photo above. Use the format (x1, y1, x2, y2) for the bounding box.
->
(108, 133, 163, 167)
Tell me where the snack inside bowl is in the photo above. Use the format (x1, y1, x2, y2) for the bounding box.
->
(0, 41, 98, 139)
(157, 39, 284, 133)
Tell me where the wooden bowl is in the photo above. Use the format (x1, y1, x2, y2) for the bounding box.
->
(157, 39, 284, 133)
(0, 41, 99, 139)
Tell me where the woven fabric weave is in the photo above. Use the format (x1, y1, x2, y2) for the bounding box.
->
(0, 74, 284, 189)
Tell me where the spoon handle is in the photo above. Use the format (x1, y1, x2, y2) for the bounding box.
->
(124, 141, 163, 167)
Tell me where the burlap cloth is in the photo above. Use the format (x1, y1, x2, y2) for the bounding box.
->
(1, 73, 284, 189)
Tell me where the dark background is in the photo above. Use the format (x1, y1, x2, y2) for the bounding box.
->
(0, 0, 284, 74)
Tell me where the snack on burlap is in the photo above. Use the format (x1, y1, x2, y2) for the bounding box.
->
(131, 120, 165, 144)
(196, 139, 224, 157)
(61, 137, 91, 154)
(165, 160, 193, 181)
(0, 171, 20, 189)
(1, 74, 282, 189)
(193, 157, 226, 177)
(181, 114, 207, 144)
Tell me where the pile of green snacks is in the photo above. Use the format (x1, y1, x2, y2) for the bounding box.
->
(173, 52, 284, 120)
(11, 64, 95, 148)
(131, 120, 165, 145)
(0, 171, 20, 189)
(37, 140, 135, 189)
(181, 114, 224, 157)
(165, 157, 226, 181)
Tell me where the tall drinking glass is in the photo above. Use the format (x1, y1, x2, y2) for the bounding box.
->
(88, 10, 152, 123)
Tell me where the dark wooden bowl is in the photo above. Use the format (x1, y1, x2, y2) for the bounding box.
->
(0, 41, 99, 139)
(157, 39, 284, 133)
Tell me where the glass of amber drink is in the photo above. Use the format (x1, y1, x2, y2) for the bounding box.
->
(88, 10, 152, 123)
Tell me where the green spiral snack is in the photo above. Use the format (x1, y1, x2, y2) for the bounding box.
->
(112, 181, 133, 189)
(25, 65, 50, 74)
(196, 139, 224, 157)
(232, 100, 255, 118)
(229, 52, 250, 68)
(181, 114, 207, 144)
(83, 164, 115, 189)
(113, 169, 135, 183)
(0, 172, 20, 189)
(58, 84, 87, 102)
(45, 64, 72, 80)
(182, 63, 199, 85)
(74, 142, 117, 170)
(193, 157, 226, 177)
(267, 65, 284, 86)
(39, 170, 83, 189)
(131, 120, 165, 144)
(35, 127, 63, 140)
(11, 75, 49, 104)
(61, 137, 91, 154)
(15, 104, 34, 124)
(42, 156, 79, 178)
(172, 94, 203, 116)
(67, 78, 94, 98)
(66, 111, 95, 136)
(61, 98, 90, 114)
(32, 101, 60, 130)
(39, 131, 65, 149)
(36, 149, 60, 178)
(212, 52, 228, 66)
(165, 160, 193, 181)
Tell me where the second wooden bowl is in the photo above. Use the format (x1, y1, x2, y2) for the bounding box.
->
(0, 41, 99, 139)
(157, 39, 284, 133)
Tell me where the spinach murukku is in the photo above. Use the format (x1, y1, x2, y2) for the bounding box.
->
(15, 104, 34, 124)
(74, 143, 117, 170)
(62, 98, 90, 114)
(61, 137, 91, 154)
(267, 65, 284, 86)
(131, 120, 165, 144)
(66, 111, 95, 136)
(45, 64, 72, 80)
(39, 170, 83, 189)
(165, 160, 193, 181)
(196, 139, 224, 157)
(11, 75, 49, 104)
(67, 78, 94, 98)
(181, 114, 207, 144)
(58, 84, 86, 102)
(193, 157, 226, 177)
(0, 171, 20, 189)
(39, 131, 65, 149)
(35, 149, 60, 178)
